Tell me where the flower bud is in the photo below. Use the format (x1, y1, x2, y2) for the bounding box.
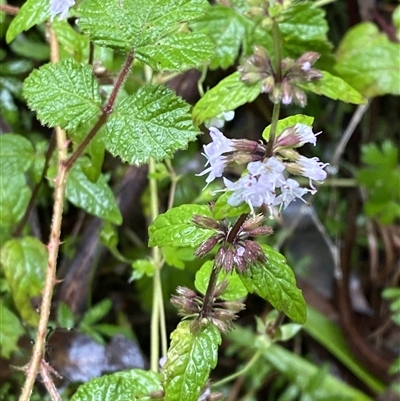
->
(243, 240, 266, 264)
(192, 215, 220, 230)
(296, 51, 320, 70)
(246, 226, 274, 237)
(262, 75, 275, 93)
(195, 235, 219, 258)
(281, 80, 293, 105)
(220, 301, 246, 313)
(214, 280, 229, 298)
(241, 213, 265, 231)
(292, 87, 307, 107)
(176, 286, 197, 298)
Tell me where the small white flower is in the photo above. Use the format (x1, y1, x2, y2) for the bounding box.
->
(247, 157, 286, 190)
(50, 0, 75, 20)
(197, 127, 234, 185)
(301, 61, 311, 71)
(204, 110, 235, 129)
(295, 123, 320, 146)
(297, 155, 328, 189)
(275, 178, 309, 209)
(224, 173, 276, 214)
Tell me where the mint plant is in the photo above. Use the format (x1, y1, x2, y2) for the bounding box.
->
(1, 0, 399, 400)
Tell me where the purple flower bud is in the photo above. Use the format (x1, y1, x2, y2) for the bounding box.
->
(194, 236, 219, 258)
(192, 215, 220, 230)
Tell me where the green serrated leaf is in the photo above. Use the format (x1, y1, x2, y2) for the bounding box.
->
(262, 114, 314, 142)
(23, 58, 102, 132)
(6, 0, 50, 43)
(190, 5, 254, 69)
(136, 32, 214, 71)
(195, 260, 248, 300)
(148, 204, 214, 248)
(77, 0, 211, 70)
(361, 141, 398, 168)
(192, 71, 262, 126)
(163, 320, 221, 401)
(106, 84, 199, 165)
(0, 300, 25, 358)
(279, 1, 332, 57)
(0, 134, 35, 176)
(335, 22, 400, 97)
(212, 192, 251, 220)
(238, 244, 306, 323)
(66, 161, 122, 225)
(0, 237, 47, 326)
(0, 174, 31, 229)
(71, 370, 162, 401)
(298, 70, 366, 104)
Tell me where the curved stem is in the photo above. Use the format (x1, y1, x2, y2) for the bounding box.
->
(212, 349, 263, 388)
(265, 102, 281, 157)
(18, 26, 67, 401)
(149, 157, 167, 371)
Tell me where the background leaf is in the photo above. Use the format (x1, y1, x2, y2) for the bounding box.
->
(0, 174, 31, 229)
(195, 260, 248, 300)
(192, 72, 262, 126)
(105, 84, 199, 165)
(0, 301, 25, 358)
(238, 244, 306, 323)
(66, 160, 122, 225)
(190, 5, 253, 69)
(148, 204, 214, 248)
(335, 22, 400, 97)
(212, 192, 251, 220)
(23, 58, 102, 132)
(6, 0, 50, 43)
(298, 70, 366, 104)
(0, 237, 47, 326)
(0, 133, 35, 176)
(163, 320, 221, 401)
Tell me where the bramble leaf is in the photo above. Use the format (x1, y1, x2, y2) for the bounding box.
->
(190, 5, 254, 69)
(105, 85, 199, 165)
(163, 320, 221, 401)
(66, 161, 122, 225)
(148, 204, 214, 248)
(192, 72, 262, 126)
(195, 260, 248, 301)
(23, 58, 102, 132)
(238, 244, 306, 323)
(0, 301, 25, 358)
(335, 22, 400, 97)
(279, 1, 332, 57)
(71, 370, 162, 401)
(77, 0, 213, 71)
(262, 114, 314, 141)
(298, 71, 366, 104)
(0, 237, 47, 326)
(0, 134, 35, 176)
(0, 174, 31, 229)
(6, 0, 50, 43)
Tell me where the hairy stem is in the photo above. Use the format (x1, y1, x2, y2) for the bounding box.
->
(64, 50, 135, 170)
(201, 261, 222, 315)
(18, 26, 67, 401)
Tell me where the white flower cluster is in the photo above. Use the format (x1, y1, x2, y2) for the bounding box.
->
(50, 0, 75, 20)
(198, 124, 328, 214)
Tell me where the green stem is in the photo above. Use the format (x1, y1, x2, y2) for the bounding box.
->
(265, 102, 281, 157)
(149, 157, 167, 371)
(212, 349, 263, 388)
(265, 20, 283, 157)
